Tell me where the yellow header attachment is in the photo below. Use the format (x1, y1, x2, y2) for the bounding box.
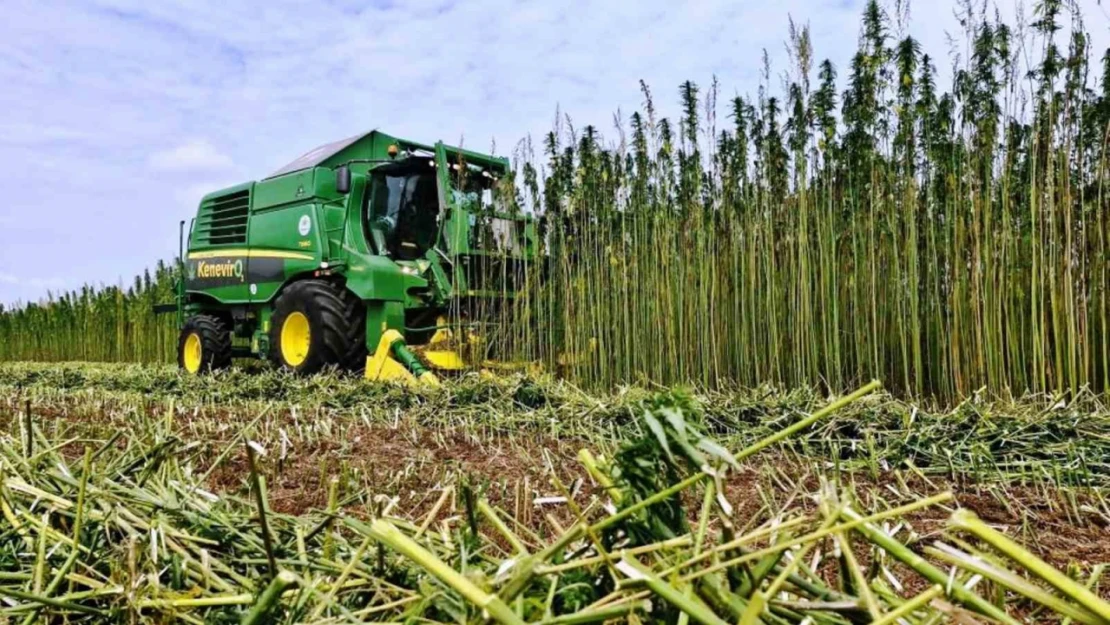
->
(366, 330, 440, 387)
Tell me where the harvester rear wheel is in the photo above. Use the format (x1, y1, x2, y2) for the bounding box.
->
(270, 280, 357, 375)
(177, 314, 232, 374)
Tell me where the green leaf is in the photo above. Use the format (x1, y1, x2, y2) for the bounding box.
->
(696, 438, 739, 469)
(641, 408, 675, 465)
(660, 406, 707, 467)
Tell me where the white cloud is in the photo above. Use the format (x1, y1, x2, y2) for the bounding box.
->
(148, 139, 234, 172)
(0, 271, 66, 290)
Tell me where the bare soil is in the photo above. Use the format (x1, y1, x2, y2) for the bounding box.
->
(7, 396, 1109, 601)
(201, 420, 1110, 574)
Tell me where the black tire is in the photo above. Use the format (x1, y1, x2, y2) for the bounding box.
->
(269, 280, 359, 374)
(177, 314, 232, 374)
(338, 288, 368, 372)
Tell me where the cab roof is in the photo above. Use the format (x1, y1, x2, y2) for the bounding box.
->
(266, 129, 509, 179)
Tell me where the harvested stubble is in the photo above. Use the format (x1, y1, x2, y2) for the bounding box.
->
(3, 361, 1109, 491)
(1, 378, 1108, 623)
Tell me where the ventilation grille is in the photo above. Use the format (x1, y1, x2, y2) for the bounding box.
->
(196, 190, 250, 246)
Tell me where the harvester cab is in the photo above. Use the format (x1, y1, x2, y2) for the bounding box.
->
(163, 130, 538, 384)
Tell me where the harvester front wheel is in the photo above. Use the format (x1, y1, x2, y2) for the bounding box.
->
(177, 315, 232, 374)
(270, 280, 356, 374)
(338, 289, 368, 372)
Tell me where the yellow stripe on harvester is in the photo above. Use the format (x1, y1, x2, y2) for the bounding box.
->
(187, 249, 316, 261)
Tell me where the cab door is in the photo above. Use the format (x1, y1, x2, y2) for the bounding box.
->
(434, 142, 470, 257)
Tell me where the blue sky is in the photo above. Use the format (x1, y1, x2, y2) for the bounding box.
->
(1, 0, 1108, 305)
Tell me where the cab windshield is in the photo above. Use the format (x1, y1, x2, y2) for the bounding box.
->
(366, 164, 439, 260)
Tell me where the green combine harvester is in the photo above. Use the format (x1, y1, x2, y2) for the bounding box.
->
(161, 130, 538, 385)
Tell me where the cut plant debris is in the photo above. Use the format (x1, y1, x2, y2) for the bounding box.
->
(2, 376, 1107, 623)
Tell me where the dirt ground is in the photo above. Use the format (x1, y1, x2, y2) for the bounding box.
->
(8, 396, 1109, 603)
(197, 420, 1110, 575)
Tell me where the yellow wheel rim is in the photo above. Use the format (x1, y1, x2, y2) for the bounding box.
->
(183, 333, 203, 374)
(280, 311, 311, 367)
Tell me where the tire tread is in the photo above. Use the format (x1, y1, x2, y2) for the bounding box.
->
(178, 314, 232, 373)
(270, 280, 363, 374)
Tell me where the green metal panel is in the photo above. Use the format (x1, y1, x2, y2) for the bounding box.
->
(365, 300, 406, 349)
(246, 198, 322, 303)
(185, 182, 255, 304)
(253, 170, 315, 211)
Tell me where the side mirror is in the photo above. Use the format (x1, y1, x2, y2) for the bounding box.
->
(335, 166, 351, 194)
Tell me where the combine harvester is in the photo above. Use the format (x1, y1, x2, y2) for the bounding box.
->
(159, 131, 538, 384)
